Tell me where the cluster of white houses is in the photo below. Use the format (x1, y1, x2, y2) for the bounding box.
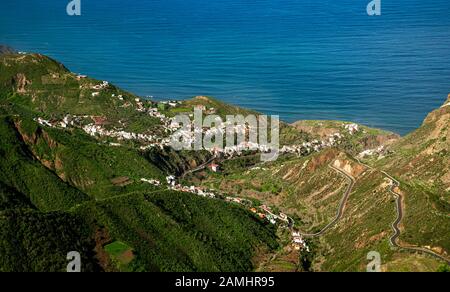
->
(292, 231, 309, 251)
(164, 175, 217, 199)
(36, 113, 311, 252)
(82, 124, 159, 143)
(170, 182, 296, 229)
(357, 145, 386, 159)
(344, 123, 360, 135)
(36, 113, 356, 176)
(140, 178, 162, 186)
(172, 184, 217, 199)
(31, 76, 339, 254)
(35, 115, 88, 129)
(279, 134, 344, 156)
(35, 87, 360, 164)
(165, 176, 295, 226)
(171, 125, 351, 159)
(90, 81, 110, 97)
(34, 95, 178, 147)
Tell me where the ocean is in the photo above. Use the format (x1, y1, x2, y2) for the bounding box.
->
(1, 0, 449, 135)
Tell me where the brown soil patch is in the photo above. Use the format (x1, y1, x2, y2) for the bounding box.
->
(13, 73, 31, 93)
(111, 176, 133, 186)
(118, 250, 135, 265)
(93, 228, 117, 272)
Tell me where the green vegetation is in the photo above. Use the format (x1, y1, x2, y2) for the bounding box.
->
(145, 147, 212, 176)
(0, 53, 163, 135)
(381, 253, 443, 272)
(319, 171, 397, 271)
(15, 117, 165, 199)
(395, 182, 450, 252)
(0, 116, 89, 211)
(0, 50, 448, 272)
(165, 96, 258, 119)
(0, 52, 283, 272)
(191, 149, 347, 233)
(0, 182, 33, 210)
(77, 191, 278, 272)
(293, 120, 398, 155)
(298, 239, 318, 272)
(104, 241, 132, 257)
(104, 241, 136, 271)
(437, 264, 450, 272)
(0, 208, 99, 272)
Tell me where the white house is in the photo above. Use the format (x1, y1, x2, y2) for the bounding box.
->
(209, 163, 219, 172)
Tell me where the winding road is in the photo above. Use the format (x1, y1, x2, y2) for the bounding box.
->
(180, 153, 449, 264)
(355, 158, 450, 264)
(383, 171, 450, 264)
(296, 164, 356, 237)
(182, 158, 356, 238)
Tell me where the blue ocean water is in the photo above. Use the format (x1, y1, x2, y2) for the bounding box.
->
(1, 0, 449, 135)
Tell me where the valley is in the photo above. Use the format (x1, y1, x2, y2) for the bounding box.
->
(0, 49, 449, 272)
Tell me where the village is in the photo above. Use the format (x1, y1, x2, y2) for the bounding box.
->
(138, 170, 310, 252)
(34, 77, 362, 161)
(31, 80, 366, 253)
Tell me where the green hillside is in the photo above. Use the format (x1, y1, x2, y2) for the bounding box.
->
(0, 53, 162, 135)
(0, 50, 448, 272)
(0, 115, 89, 211)
(0, 208, 100, 272)
(0, 51, 280, 272)
(76, 191, 278, 272)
